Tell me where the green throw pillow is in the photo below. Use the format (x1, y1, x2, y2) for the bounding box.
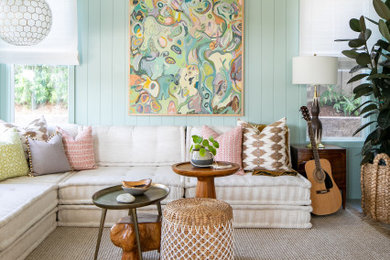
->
(0, 129, 29, 181)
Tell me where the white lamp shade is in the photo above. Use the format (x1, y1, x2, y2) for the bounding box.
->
(292, 56, 338, 85)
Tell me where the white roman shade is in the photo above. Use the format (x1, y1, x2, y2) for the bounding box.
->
(300, 0, 378, 57)
(0, 0, 79, 65)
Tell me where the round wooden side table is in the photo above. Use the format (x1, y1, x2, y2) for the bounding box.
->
(92, 184, 169, 260)
(172, 161, 239, 199)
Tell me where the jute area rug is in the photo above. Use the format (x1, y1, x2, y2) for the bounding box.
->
(27, 208, 390, 260)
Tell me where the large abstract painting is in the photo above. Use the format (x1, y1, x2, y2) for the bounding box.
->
(129, 0, 244, 115)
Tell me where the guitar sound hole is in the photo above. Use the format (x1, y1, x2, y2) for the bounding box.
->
(313, 169, 325, 183)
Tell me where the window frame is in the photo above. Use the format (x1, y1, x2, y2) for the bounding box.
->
(9, 64, 75, 124)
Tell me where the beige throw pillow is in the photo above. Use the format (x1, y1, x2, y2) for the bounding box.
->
(238, 118, 291, 171)
(0, 116, 49, 157)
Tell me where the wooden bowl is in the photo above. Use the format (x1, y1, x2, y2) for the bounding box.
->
(122, 179, 152, 195)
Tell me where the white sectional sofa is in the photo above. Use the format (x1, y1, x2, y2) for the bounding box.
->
(0, 125, 312, 260)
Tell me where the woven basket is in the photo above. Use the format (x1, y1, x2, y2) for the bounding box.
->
(160, 198, 234, 260)
(361, 153, 390, 224)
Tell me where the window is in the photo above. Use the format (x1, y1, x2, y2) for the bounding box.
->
(300, 0, 379, 140)
(12, 65, 70, 125)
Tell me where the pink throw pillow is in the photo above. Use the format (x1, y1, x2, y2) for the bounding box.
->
(57, 126, 96, 170)
(201, 125, 244, 175)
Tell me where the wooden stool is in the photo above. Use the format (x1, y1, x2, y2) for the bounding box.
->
(110, 214, 161, 260)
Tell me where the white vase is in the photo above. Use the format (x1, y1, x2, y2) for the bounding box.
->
(190, 150, 214, 167)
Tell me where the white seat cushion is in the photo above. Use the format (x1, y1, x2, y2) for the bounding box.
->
(1, 172, 72, 185)
(185, 173, 311, 206)
(58, 166, 185, 204)
(0, 184, 58, 251)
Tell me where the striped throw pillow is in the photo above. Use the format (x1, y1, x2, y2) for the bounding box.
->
(57, 126, 96, 170)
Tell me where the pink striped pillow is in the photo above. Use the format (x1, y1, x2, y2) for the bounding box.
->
(201, 125, 244, 175)
(57, 126, 96, 170)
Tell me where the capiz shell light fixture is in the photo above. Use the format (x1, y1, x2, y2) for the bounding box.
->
(0, 0, 52, 46)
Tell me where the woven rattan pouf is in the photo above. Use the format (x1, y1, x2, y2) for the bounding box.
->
(160, 198, 234, 260)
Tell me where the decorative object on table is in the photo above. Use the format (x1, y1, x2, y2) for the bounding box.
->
(0, 116, 49, 157)
(172, 161, 239, 199)
(92, 184, 169, 260)
(0, 0, 52, 46)
(27, 134, 72, 176)
(57, 126, 96, 170)
(122, 178, 152, 195)
(111, 214, 161, 260)
(189, 135, 219, 168)
(161, 198, 234, 260)
(361, 153, 390, 224)
(0, 129, 29, 181)
(128, 0, 244, 115)
(116, 193, 136, 204)
(292, 55, 338, 148)
(336, 0, 390, 165)
(291, 144, 347, 209)
(202, 125, 244, 175)
(300, 106, 342, 215)
(237, 118, 292, 172)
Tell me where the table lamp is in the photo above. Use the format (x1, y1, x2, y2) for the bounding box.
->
(292, 55, 338, 148)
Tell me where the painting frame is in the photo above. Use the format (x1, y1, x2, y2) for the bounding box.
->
(128, 0, 245, 116)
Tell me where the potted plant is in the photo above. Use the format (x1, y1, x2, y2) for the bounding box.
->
(189, 135, 219, 167)
(338, 0, 390, 164)
(338, 0, 390, 223)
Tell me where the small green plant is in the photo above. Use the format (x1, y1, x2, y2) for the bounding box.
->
(190, 135, 219, 157)
(320, 85, 362, 116)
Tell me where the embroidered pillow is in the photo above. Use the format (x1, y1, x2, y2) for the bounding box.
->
(57, 126, 96, 170)
(27, 135, 72, 176)
(0, 129, 29, 181)
(238, 118, 291, 171)
(0, 116, 49, 157)
(201, 125, 244, 175)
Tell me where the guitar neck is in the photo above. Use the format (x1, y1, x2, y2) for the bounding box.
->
(307, 121, 322, 171)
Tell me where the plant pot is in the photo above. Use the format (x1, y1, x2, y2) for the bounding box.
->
(190, 150, 214, 168)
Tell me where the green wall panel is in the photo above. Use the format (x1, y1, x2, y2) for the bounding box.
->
(0, 0, 364, 199)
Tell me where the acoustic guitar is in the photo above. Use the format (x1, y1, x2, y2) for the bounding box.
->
(300, 106, 342, 215)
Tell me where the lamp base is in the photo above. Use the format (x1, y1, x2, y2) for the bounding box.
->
(306, 142, 325, 149)
(310, 85, 323, 148)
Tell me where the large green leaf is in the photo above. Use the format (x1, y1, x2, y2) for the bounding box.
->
(354, 86, 374, 99)
(347, 73, 369, 84)
(349, 39, 366, 48)
(368, 73, 390, 79)
(352, 100, 376, 113)
(342, 50, 359, 59)
(353, 83, 373, 94)
(363, 110, 379, 118)
(350, 64, 367, 73)
(353, 121, 376, 136)
(360, 104, 378, 115)
(192, 135, 203, 144)
(374, 0, 390, 20)
(356, 53, 371, 66)
(378, 109, 390, 128)
(364, 29, 372, 40)
(376, 39, 390, 50)
(379, 19, 390, 42)
(350, 18, 362, 32)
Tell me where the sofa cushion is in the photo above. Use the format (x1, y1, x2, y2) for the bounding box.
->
(0, 129, 29, 181)
(185, 173, 311, 206)
(92, 126, 185, 166)
(1, 172, 72, 184)
(0, 183, 58, 251)
(58, 166, 185, 204)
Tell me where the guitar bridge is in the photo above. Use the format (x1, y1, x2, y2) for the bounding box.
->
(316, 189, 330, 194)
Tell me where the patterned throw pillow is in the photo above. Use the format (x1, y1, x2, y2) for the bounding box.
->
(0, 129, 29, 181)
(57, 126, 96, 170)
(238, 118, 291, 171)
(0, 116, 49, 157)
(27, 134, 72, 176)
(201, 125, 244, 175)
